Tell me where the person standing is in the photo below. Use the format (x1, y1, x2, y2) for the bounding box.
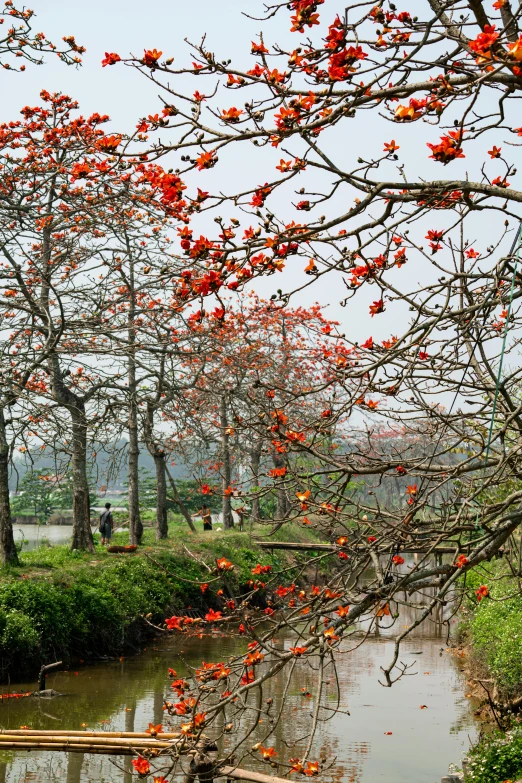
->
(192, 505, 213, 531)
(99, 502, 113, 545)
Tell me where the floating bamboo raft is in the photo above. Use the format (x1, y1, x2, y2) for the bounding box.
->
(0, 728, 181, 755)
(0, 730, 293, 783)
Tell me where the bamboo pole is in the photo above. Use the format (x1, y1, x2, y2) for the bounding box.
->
(0, 741, 137, 754)
(0, 734, 179, 750)
(0, 729, 180, 739)
(0, 730, 297, 783)
(221, 767, 296, 783)
(0, 732, 301, 783)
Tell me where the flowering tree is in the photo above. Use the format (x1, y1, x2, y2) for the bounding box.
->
(1, 1, 522, 776)
(0, 91, 196, 550)
(153, 294, 344, 529)
(103, 0, 522, 574)
(89, 3, 522, 777)
(0, 0, 84, 71)
(0, 3, 84, 564)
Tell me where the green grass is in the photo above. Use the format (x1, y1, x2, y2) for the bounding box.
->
(0, 517, 326, 682)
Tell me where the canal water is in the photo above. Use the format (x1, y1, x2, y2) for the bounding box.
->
(12, 526, 93, 552)
(0, 605, 476, 783)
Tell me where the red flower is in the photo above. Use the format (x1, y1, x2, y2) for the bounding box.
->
(259, 745, 278, 760)
(216, 557, 234, 571)
(165, 616, 183, 631)
(221, 107, 243, 122)
(455, 554, 469, 569)
(252, 564, 272, 575)
(508, 33, 522, 61)
(101, 52, 121, 67)
(196, 151, 217, 170)
(146, 723, 163, 736)
(132, 756, 150, 776)
(427, 131, 465, 164)
(251, 41, 269, 54)
(290, 646, 307, 656)
(143, 48, 163, 67)
(96, 135, 121, 152)
(369, 299, 384, 317)
(469, 25, 498, 56)
(491, 176, 510, 188)
(392, 555, 405, 566)
(251, 183, 272, 207)
(475, 585, 489, 602)
(205, 609, 223, 622)
(367, 536, 377, 543)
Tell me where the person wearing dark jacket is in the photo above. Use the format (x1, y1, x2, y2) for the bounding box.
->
(99, 502, 113, 545)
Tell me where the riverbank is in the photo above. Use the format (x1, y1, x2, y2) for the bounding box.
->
(0, 519, 327, 683)
(455, 561, 522, 783)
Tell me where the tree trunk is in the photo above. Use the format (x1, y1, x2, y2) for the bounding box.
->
(272, 453, 290, 521)
(144, 400, 169, 539)
(47, 354, 94, 552)
(165, 466, 197, 533)
(250, 443, 262, 525)
(127, 255, 143, 546)
(70, 404, 95, 552)
(154, 453, 168, 540)
(128, 394, 143, 545)
(0, 408, 18, 566)
(220, 395, 234, 529)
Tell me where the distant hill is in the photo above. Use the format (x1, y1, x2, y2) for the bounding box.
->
(9, 439, 189, 491)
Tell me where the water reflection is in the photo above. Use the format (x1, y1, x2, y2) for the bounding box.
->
(0, 608, 475, 782)
(12, 526, 94, 552)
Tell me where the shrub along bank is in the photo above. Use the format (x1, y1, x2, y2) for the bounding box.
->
(0, 521, 326, 683)
(458, 561, 522, 783)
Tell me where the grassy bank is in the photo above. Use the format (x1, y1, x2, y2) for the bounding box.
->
(0, 518, 327, 683)
(458, 561, 522, 783)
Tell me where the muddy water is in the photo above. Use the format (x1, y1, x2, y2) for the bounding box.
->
(0, 607, 475, 783)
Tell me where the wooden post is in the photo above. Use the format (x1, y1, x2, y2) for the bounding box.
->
(38, 661, 62, 691)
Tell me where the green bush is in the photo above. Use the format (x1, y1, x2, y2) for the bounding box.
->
(0, 609, 39, 674)
(470, 595, 522, 695)
(0, 520, 326, 681)
(459, 561, 522, 697)
(0, 555, 207, 678)
(467, 727, 522, 783)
